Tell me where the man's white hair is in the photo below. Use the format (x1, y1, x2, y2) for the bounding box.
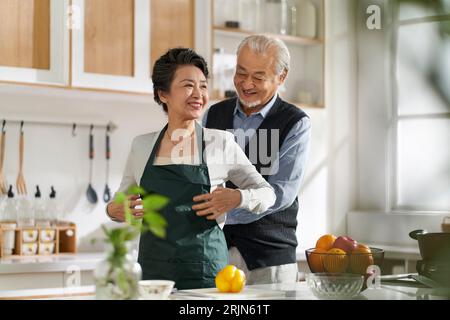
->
(236, 34, 290, 75)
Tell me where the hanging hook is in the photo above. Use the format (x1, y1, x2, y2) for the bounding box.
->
(106, 124, 110, 134)
(90, 124, 94, 134)
(1, 120, 5, 133)
(72, 123, 77, 137)
(20, 121, 24, 133)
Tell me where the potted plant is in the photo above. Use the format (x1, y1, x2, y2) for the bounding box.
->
(94, 186, 168, 300)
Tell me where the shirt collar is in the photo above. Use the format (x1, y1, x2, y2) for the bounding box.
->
(234, 93, 278, 119)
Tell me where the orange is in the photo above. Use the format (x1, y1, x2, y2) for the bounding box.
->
(215, 265, 246, 293)
(307, 248, 327, 272)
(350, 244, 374, 275)
(315, 234, 337, 251)
(324, 248, 349, 273)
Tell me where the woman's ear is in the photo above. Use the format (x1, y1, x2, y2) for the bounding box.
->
(158, 90, 168, 104)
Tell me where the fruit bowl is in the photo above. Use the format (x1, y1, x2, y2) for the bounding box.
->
(305, 247, 384, 275)
(305, 273, 364, 300)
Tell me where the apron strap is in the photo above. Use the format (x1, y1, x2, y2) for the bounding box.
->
(148, 122, 206, 165)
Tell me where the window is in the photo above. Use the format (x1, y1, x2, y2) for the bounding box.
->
(393, 0, 450, 212)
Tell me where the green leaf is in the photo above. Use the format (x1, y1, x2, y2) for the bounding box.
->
(149, 225, 166, 239)
(127, 185, 147, 196)
(114, 192, 126, 204)
(143, 194, 169, 210)
(143, 210, 168, 228)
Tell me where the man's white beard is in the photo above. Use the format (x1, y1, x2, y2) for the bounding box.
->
(238, 95, 261, 109)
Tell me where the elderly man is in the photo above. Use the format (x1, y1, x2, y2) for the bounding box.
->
(202, 35, 311, 284)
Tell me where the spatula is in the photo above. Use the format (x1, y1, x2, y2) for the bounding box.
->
(16, 121, 27, 195)
(0, 120, 7, 194)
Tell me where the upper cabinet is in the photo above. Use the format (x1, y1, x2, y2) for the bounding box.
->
(0, 0, 196, 94)
(71, 0, 151, 92)
(0, 0, 69, 86)
(150, 0, 195, 69)
(211, 0, 325, 108)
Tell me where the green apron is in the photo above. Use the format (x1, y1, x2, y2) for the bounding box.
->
(138, 123, 228, 289)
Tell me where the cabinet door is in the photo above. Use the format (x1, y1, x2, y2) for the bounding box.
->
(0, 0, 69, 85)
(150, 0, 195, 70)
(71, 0, 151, 93)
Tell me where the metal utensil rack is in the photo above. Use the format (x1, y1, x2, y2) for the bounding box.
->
(1, 119, 117, 136)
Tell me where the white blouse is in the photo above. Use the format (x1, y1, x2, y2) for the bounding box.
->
(114, 125, 276, 226)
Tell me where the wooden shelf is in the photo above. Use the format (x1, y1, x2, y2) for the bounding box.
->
(213, 26, 324, 46)
(293, 102, 324, 109)
(0, 222, 77, 258)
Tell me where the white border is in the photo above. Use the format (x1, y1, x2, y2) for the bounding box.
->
(0, 0, 69, 85)
(71, 0, 152, 93)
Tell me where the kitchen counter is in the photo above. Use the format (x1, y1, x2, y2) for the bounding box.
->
(1, 280, 448, 300)
(0, 252, 105, 274)
(0, 253, 105, 291)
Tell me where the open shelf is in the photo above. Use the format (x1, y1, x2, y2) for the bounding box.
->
(213, 26, 324, 46)
(0, 222, 77, 258)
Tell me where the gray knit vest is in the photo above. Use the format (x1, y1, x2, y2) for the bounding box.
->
(205, 96, 308, 270)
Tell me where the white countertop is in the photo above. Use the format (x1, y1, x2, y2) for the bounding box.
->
(0, 252, 105, 274)
(1, 280, 448, 300)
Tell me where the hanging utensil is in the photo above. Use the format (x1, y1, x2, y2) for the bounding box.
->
(16, 121, 27, 195)
(103, 125, 111, 203)
(0, 120, 7, 194)
(86, 125, 98, 204)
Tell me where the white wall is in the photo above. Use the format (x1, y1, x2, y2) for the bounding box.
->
(296, 0, 358, 251)
(0, 83, 167, 251)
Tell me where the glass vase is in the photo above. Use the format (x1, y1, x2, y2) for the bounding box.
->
(94, 242, 142, 300)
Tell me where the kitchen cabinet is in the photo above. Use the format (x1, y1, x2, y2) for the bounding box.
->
(211, 0, 325, 108)
(150, 0, 195, 69)
(71, 0, 151, 92)
(0, 252, 101, 291)
(0, 0, 196, 94)
(0, 0, 69, 86)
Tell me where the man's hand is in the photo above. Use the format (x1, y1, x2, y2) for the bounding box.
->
(106, 194, 143, 222)
(192, 187, 241, 220)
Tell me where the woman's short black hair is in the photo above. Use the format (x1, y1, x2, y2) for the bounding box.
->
(152, 48, 209, 112)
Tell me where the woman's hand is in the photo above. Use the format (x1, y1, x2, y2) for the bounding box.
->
(106, 194, 143, 222)
(192, 187, 241, 220)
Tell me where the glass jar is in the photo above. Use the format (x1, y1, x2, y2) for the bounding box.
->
(265, 0, 288, 35)
(16, 196, 34, 227)
(1, 188, 18, 255)
(94, 242, 142, 300)
(239, 0, 264, 32)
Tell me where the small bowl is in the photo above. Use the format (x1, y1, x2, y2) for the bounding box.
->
(138, 280, 175, 300)
(22, 242, 38, 255)
(306, 273, 364, 299)
(23, 229, 39, 242)
(38, 242, 55, 255)
(40, 229, 56, 242)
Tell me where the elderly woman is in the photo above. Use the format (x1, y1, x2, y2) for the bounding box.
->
(106, 48, 275, 290)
